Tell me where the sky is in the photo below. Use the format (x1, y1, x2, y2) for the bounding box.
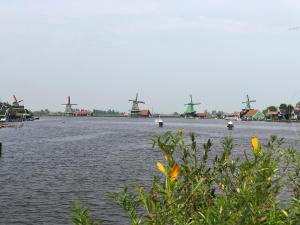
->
(1, 0, 300, 113)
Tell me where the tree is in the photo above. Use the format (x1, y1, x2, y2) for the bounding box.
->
(204, 110, 211, 118)
(279, 104, 288, 119)
(263, 106, 278, 115)
(279, 104, 294, 120)
(211, 110, 217, 118)
(287, 104, 294, 120)
(216, 111, 225, 119)
(268, 106, 278, 112)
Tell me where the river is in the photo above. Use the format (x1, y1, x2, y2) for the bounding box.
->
(0, 117, 300, 224)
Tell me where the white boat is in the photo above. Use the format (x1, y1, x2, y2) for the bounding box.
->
(227, 121, 234, 130)
(155, 117, 164, 128)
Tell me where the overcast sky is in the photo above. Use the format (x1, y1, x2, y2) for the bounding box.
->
(1, 0, 300, 113)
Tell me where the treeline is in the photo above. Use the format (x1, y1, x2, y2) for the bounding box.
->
(93, 109, 124, 116)
(263, 102, 300, 120)
(33, 109, 50, 116)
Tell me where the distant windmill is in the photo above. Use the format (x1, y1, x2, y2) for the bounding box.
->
(129, 93, 145, 117)
(12, 95, 24, 107)
(184, 94, 201, 117)
(62, 96, 77, 116)
(242, 94, 256, 110)
(11, 95, 25, 109)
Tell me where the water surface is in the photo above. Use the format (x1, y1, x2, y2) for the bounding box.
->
(0, 117, 300, 224)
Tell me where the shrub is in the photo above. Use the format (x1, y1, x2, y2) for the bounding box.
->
(71, 202, 100, 225)
(110, 130, 300, 224)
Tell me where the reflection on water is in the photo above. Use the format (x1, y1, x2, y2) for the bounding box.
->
(0, 117, 299, 225)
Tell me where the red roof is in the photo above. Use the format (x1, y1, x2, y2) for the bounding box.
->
(138, 109, 151, 117)
(265, 111, 278, 115)
(73, 109, 93, 116)
(196, 112, 206, 117)
(245, 109, 258, 117)
(294, 107, 300, 112)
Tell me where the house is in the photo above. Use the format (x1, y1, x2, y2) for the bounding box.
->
(225, 112, 241, 120)
(138, 109, 152, 118)
(196, 112, 207, 119)
(233, 112, 241, 118)
(243, 109, 265, 121)
(294, 107, 300, 120)
(73, 109, 93, 117)
(265, 111, 279, 121)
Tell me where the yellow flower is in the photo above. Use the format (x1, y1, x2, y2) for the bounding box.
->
(219, 183, 225, 190)
(156, 162, 167, 175)
(179, 128, 183, 136)
(170, 163, 179, 182)
(156, 162, 180, 182)
(251, 136, 260, 157)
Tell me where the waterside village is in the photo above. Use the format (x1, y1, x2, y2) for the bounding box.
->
(1, 94, 300, 125)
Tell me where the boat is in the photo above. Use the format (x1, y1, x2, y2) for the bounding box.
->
(155, 116, 164, 128)
(227, 121, 234, 130)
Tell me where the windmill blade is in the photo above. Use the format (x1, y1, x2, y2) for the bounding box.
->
(18, 99, 24, 103)
(137, 101, 145, 104)
(13, 95, 18, 102)
(193, 102, 201, 105)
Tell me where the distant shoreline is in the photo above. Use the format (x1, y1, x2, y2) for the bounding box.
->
(30, 115, 300, 123)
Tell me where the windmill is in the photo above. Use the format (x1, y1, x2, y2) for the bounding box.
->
(62, 96, 77, 116)
(242, 94, 256, 110)
(129, 93, 145, 117)
(184, 94, 201, 117)
(12, 95, 24, 108)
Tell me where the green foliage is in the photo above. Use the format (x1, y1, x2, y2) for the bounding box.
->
(263, 106, 278, 114)
(110, 131, 300, 225)
(268, 106, 278, 112)
(71, 202, 100, 225)
(33, 109, 50, 116)
(93, 109, 123, 116)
